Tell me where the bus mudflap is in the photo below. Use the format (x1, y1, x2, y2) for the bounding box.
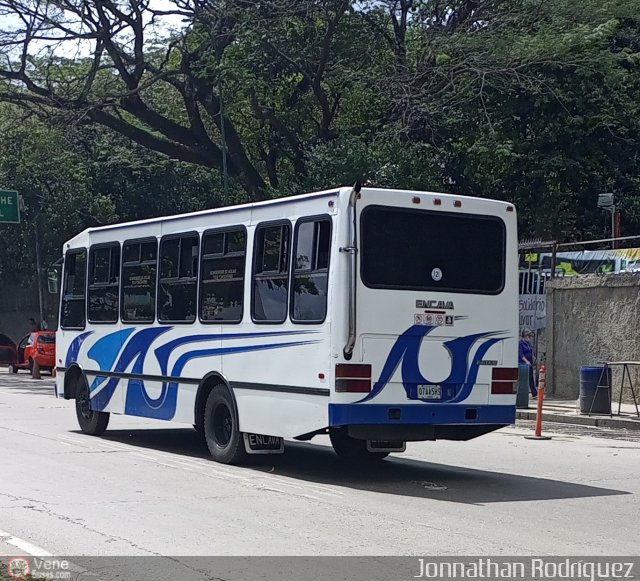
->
(243, 433, 285, 455)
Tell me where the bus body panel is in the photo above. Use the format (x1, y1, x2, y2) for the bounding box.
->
(328, 188, 518, 435)
(57, 189, 343, 439)
(57, 186, 518, 445)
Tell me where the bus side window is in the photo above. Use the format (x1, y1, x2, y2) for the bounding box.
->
(122, 239, 157, 324)
(158, 233, 199, 323)
(61, 249, 87, 329)
(200, 228, 246, 323)
(252, 222, 291, 323)
(88, 244, 120, 323)
(291, 218, 331, 323)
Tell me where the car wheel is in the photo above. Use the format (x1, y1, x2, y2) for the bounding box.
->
(204, 385, 246, 465)
(329, 427, 389, 461)
(75, 374, 110, 436)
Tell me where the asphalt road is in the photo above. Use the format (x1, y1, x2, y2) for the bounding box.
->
(1, 369, 639, 556)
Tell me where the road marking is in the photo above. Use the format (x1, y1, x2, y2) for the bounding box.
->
(0, 529, 52, 557)
(96, 441, 132, 451)
(57, 435, 90, 447)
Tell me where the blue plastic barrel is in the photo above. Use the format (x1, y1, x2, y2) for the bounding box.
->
(579, 366, 612, 414)
(516, 364, 530, 409)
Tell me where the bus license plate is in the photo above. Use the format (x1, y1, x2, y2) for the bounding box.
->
(417, 384, 441, 400)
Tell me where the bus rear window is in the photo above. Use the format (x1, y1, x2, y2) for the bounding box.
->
(360, 206, 505, 294)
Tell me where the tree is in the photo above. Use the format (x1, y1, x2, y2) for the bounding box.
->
(1, 0, 640, 241)
(0, 103, 229, 284)
(0, 0, 368, 200)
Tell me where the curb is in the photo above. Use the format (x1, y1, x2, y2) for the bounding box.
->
(516, 409, 640, 430)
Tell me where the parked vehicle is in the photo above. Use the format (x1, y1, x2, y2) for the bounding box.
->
(11, 331, 56, 374)
(0, 333, 17, 368)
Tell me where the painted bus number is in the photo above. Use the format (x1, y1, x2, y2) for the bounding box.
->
(417, 384, 441, 400)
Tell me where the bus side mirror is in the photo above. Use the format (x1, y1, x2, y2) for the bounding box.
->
(47, 268, 59, 294)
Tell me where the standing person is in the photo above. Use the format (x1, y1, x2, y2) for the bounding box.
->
(519, 329, 537, 398)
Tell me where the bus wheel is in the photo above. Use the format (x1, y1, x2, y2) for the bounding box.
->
(329, 428, 389, 461)
(75, 375, 110, 436)
(204, 385, 246, 465)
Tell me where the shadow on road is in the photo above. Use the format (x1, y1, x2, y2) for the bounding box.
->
(0, 380, 56, 395)
(94, 427, 630, 505)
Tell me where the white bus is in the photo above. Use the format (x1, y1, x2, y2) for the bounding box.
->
(56, 185, 519, 464)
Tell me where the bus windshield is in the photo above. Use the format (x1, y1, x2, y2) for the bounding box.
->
(360, 205, 506, 294)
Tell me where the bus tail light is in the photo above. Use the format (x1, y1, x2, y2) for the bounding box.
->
(491, 367, 519, 394)
(335, 364, 372, 393)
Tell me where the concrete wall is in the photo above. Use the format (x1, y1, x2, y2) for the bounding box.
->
(0, 281, 58, 343)
(546, 273, 640, 401)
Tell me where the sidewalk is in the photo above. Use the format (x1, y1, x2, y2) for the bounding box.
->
(516, 398, 640, 430)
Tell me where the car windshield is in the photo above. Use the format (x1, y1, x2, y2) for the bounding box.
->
(38, 334, 56, 344)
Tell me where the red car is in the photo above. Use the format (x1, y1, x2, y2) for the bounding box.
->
(10, 331, 56, 375)
(0, 333, 17, 368)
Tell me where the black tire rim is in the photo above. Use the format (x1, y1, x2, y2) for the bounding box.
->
(213, 402, 233, 447)
(78, 385, 92, 421)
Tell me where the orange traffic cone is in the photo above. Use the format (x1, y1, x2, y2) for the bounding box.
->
(525, 365, 551, 440)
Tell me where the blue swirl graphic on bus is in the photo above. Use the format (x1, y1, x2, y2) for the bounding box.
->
(69, 328, 320, 419)
(65, 331, 93, 367)
(358, 325, 507, 403)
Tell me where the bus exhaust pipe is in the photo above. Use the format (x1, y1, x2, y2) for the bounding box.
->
(341, 182, 361, 360)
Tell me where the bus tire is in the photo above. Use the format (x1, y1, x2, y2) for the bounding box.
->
(75, 374, 110, 436)
(329, 427, 389, 461)
(204, 385, 246, 465)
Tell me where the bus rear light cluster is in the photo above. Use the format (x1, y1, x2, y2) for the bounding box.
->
(491, 367, 519, 394)
(335, 364, 372, 393)
(454, 200, 462, 208)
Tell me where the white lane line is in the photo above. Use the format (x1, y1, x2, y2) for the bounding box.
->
(131, 452, 160, 462)
(57, 435, 90, 447)
(96, 441, 131, 451)
(0, 529, 52, 557)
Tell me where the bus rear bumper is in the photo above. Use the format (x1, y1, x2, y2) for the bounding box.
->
(329, 404, 516, 442)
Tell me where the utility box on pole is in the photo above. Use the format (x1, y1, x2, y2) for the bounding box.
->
(597, 193, 617, 249)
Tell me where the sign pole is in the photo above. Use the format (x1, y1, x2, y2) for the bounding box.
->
(34, 218, 45, 329)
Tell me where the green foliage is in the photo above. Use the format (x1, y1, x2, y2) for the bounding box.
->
(1, 0, 640, 284)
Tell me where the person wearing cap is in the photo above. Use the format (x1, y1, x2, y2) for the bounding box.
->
(519, 329, 538, 398)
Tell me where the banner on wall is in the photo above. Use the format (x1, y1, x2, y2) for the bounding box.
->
(520, 248, 640, 275)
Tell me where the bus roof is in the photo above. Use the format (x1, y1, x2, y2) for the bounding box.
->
(67, 187, 345, 244)
(64, 186, 513, 247)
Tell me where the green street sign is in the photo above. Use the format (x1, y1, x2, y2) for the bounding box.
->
(0, 190, 20, 223)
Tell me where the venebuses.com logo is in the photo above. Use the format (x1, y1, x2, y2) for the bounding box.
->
(7, 557, 30, 579)
(5, 556, 71, 580)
